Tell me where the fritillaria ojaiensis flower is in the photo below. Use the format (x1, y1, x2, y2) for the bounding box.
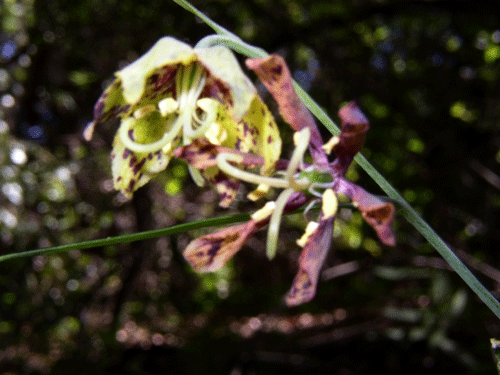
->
(85, 37, 281, 206)
(179, 54, 396, 306)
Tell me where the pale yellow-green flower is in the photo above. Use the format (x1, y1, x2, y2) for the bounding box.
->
(85, 37, 281, 199)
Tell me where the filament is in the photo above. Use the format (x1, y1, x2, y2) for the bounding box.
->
(266, 187, 295, 259)
(286, 127, 311, 191)
(217, 153, 291, 189)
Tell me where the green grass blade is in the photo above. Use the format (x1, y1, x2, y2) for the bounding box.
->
(0, 204, 333, 265)
(172, 0, 233, 36)
(0, 212, 250, 264)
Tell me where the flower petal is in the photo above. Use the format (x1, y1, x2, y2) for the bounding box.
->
(117, 37, 195, 105)
(195, 46, 256, 122)
(183, 222, 257, 272)
(285, 216, 335, 306)
(196, 48, 282, 175)
(111, 131, 172, 198)
(331, 102, 370, 176)
(335, 178, 396, 246)
(183, 207, 271, 272)
(245, 55, 328, 166)
(88, 37, 282, 199)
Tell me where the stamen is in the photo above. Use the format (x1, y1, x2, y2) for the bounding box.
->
(188, 165, 206, 187)
(296, 221, 319, 247)
(118, 117, 181, 153)
(247, 183, 270, 201)
(217, 153, 291, 189)
(303, 198, 320, 219)
(119, 62, 215, 154)
(251, 201, 276, 221)
(322, 135, 340, 155)
(266, 187, 295, 259)
(307, 185, 324, 198)
(286, 128, 311, 191)
(158, 98, 178, 116)
(321, 189, 338, 219)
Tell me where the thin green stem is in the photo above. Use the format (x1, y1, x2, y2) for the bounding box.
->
(0, 204, 351, 265)
(172, 0, 233, 36)
(0, 212, 250, 264)
(196, 34, 268, 59)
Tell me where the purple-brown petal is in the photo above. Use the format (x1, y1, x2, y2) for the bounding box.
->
(335, 178, 396, 246)
(245, 55, 328, 166)
(285, 216, 335, 306)
(331, 102, 370, 176)
(183, 217, 267, 273)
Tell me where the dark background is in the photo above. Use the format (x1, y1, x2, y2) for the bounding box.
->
(1, 0, 500, 373)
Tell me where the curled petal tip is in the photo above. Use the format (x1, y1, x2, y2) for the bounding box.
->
(338, 101, 369, 127)
(360, 202, 396, 246)
(285, 270, 316, 307)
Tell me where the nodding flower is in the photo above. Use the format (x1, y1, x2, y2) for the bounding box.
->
(85, 37, 281, 204)
(180, 54, 397, 307)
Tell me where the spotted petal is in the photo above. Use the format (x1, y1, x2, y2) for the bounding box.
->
(86, 37, 281, 198)
(285, 216, 335, 306)
(183, 211, 269, 272)
(335, 178, 396, 246)
(246, 55, 327, 166)
(331, 102, 370, 176)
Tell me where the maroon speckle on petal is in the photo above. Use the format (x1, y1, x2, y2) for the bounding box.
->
(271, 65, 282, 79)
(133, 158, 146, 174)
(93, 100, 105, 120)
(128, 179, 136, 191)
(128, 129, 135, 141)
(119, 104, 131, 115)
(129, 155, 138, 167)
(123, 149, 133, 159)
(207, 241, 222, 264)
(268, 135, 273, 144)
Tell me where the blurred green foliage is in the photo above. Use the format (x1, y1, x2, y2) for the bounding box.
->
(1, 0, 500, 373)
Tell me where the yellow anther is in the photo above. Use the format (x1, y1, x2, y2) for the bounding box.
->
(321, 188, 338, 219)
(158, 98, 178, 116)
(293, 130, 302, 146)
(251, 201, 276, 222)
(296, 221, 319, 247)
(247, 183, 270, 201)
(205, 122, 227, 145)
(322, 136, 340, 155)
